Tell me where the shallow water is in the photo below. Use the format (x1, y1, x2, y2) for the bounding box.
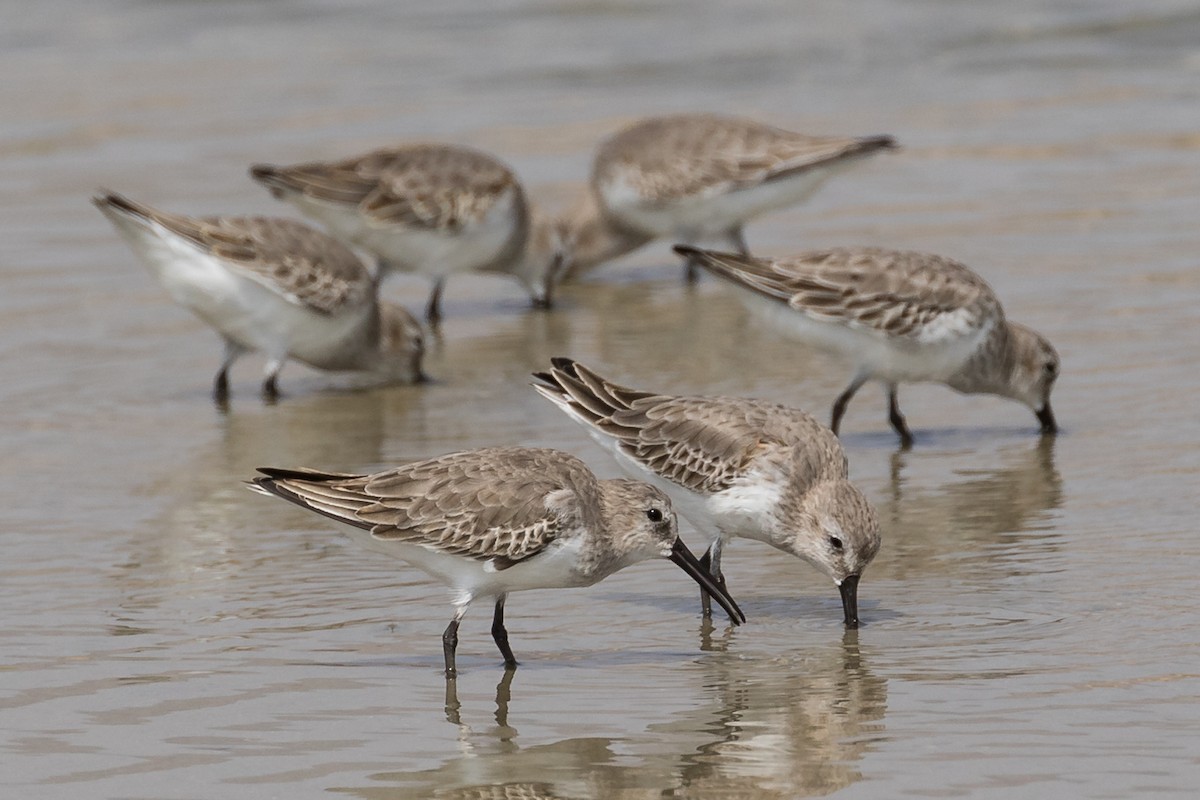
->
(3, 1, 1200, 797)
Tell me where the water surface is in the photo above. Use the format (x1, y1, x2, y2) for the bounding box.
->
(3, 1, 1200, 797)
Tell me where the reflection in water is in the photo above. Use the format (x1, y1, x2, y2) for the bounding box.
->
(874, 436, 1065, 582)
(668, 630, 886, 798)
(332, 633, 885, 799)
(444, 669, 519, 749)
(111, 388, 400, 616)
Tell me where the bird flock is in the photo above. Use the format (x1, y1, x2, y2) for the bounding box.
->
(96, 112, 1060, 676)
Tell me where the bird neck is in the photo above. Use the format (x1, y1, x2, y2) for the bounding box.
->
(946, 320, 1018, 398)
(559, 193, 653, 277)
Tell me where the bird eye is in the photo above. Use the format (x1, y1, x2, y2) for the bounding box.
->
(1044, 361, 1057, 376)
(646, 508, 664, 523)
(829, 536, 844, 551)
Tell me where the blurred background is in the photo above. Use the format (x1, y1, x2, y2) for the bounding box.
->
(3, 1, 1199, 797)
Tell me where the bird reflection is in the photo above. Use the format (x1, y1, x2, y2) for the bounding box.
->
(110, 388, 399, 614)
(875, 436, 1064, 582)
(668, 629, 886, 797)
(444, 668, 518, 741)
(333, 632, 884, 799)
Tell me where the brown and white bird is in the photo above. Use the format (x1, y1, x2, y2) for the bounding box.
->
(681, 245, 1060, 446)
(250, 143, 563, 323)
(93, 191, 425, 402)
(249, 446, 745, 676)
(533, 358, 881, 627)
(559, 113, 896, 281)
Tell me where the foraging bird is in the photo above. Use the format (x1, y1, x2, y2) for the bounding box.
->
(250, 143, 564, 323)
(533, 358, 881, 627)
(559, 113, 896, 281)
(249, 446, 744, 676)
(681, 245, 1059, 446)
(93, 191, 425, 402)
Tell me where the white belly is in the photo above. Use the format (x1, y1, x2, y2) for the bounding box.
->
(289, 187, 522, 280)
(334, 522, 594, 605)
(120, 217, 373, 368)
(602, 163, 849, 239)
(740, 289, 987, 383)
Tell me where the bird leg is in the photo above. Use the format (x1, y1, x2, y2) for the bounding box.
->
(425, 278, 446, 325)
(831, 374, 868, 435)
(213, 338, 244, 405)
(442, 607, 466, 678)
(490, 595, 518, 668)
(213, 370, 231, 406)
(697, 543, 726, 618)
(261, 357, 284, 402)
(888, 384, 914, 449)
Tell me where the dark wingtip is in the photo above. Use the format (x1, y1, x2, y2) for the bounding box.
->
(530, 370, 556, 389)
(248, 163, 278, 181)
(864, 134, 899, 151)
(548, 356, 580, 375)
(672, 244, 701, 258)
(254, 465, 350, 482)
(91, 189, 143, 216)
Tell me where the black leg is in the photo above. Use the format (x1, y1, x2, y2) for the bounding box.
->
(425, 278, 445, 324)
(214, 339, 242, 405)
(696, 546, 728, 619)
(831, 375, 868, 435)
(442, 617, 460, 678)
(698, 548, 713, 618)
(491, 596, 518, 668)
(261, 373, 279, 401)
(213, 368, 230, 404)
(888, 384, 914, 449)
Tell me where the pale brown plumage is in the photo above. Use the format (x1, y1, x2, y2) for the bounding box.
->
(252, 144, 522, 233)
(593, 113, 896, 206)
(255, 448, 601, 570)
(533, 359, 880, 627)
(534, 360, 845, 497)
(250, 144, 563, 321)
(92, 191, 425, 401)
(680, 245, 1060, 444)
(560, 113, 896, 280)
(100, 194, 374, 315)
(250, 446, 744, 676)
(680, 246, 1001, 340)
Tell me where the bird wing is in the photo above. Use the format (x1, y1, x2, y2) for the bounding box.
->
(94, 191, 371, 315)
(534, 358, 817, 494)
(680, 246, 1000, 343)
(254, 145, 521, 233)
(596, 114, 895, 205)
(253, 448, 597, 569)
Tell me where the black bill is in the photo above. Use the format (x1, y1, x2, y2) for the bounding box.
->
(669, 538, 746, 625)
(838, 574, 862, 628)
(1036, 403, 1057, 435)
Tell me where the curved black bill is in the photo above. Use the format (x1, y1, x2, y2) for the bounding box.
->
(669, 538, 746, 625)
(838, 574, 861, 628)
(1036, 403, 1057, 435)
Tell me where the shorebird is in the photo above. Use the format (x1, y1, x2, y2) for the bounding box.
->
(248, 447, 745, 676)
(250, 143, 564, 323)
(93, 191, 425, 402)
(559, 113, 896, 281)
(679, 245, 1060, 446)
(533, 358, 881, 627)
